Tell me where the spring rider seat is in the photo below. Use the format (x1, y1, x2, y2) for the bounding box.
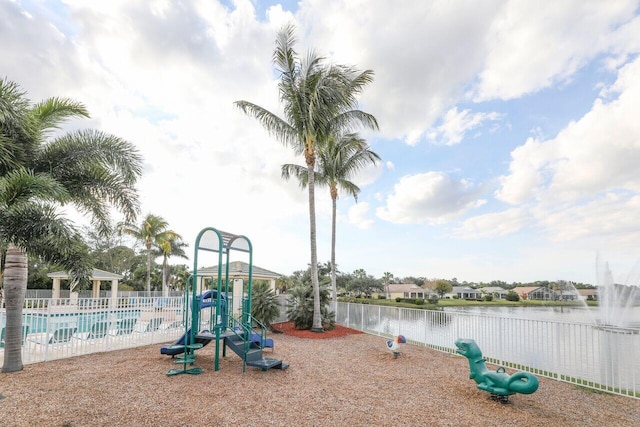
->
(455, 338, 539, 403)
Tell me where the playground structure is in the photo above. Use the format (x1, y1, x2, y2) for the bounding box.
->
(163, 227, 287, 376)
(455, 338, 539, 403)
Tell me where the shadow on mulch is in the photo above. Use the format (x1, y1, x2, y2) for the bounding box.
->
(272, 321, 363, 339)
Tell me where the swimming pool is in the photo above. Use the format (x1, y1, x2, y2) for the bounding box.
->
(8, 309, 142, 334)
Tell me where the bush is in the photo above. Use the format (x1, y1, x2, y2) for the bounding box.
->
(484, 294, 493, 302)
(505, 290, 520, 301)
(251, 281, 280, 330)
(377, 295, 386, 299)
(395, 297, 402, 302)
(428, 297, 439, 305)
(415, 299, 425, 305)
(286, 284, 335, 330)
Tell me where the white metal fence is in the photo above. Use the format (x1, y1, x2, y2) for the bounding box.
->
(0, 296, 186, 365)
(24, 290, 184, 299)
(4, 297, 638, 399)
(336, 302, 640, 399)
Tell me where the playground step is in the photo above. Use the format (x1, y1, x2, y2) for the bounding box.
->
(224, 336, 263, 361)
(246, 357, 289, 371)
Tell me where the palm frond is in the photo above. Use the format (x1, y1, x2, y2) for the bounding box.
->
(0, 168, 70, 206)
(0, 78, 38, 173)
(0, 200, 92, 285)
(234, 101, 300, 150)
(281, 163, 311, 188)
(30, 97, 89, 136)
(35, 129, 142, 227)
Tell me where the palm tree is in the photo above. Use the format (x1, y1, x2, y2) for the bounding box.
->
(0, 78, 142, 373)
(382, 272, 394, 299)
(156, 233, 187, 296)
(235, 24, 378, 332)
(120, 214, 177, 294)
(282, 133, 380, 309)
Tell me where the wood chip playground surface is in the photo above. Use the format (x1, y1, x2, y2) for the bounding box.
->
(1, 323, 639, 426)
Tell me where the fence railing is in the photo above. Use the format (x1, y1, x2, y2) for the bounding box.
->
(24, 290, 184, 299)
(5, 297, 637, 399)
(335, 302, 640, 399)
(0, 296, 186, 365)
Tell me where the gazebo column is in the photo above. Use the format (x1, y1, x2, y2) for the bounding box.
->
(92, 279, 100, 299)
(52, 278, 61, 299)
(110, 279, 119, 309)
(233, 278, 243, 318)
(269, 278, 276, 294)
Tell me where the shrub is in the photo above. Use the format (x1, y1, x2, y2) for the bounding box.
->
(251, 281, 280, 330)
(286, 284, 334, 330)
(505, 290, 520, 301)
(395, 297, 402, 302)
(415, 299, 425, 305)
(428, 297, 439, 305)
(484, 294, 493, 302)
(377, 295, 386, 299)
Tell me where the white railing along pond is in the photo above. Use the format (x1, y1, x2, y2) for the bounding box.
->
(335, 302, 640, 399)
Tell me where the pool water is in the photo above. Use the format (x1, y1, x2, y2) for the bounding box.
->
(18, 310, 141, 334)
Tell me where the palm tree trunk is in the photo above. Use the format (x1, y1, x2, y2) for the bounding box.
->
(307, 161, 323, 333)
(331, 193, 337, 313)
(2, 245, 28, 373)
(162, 256, 168, 297)
(146, 243, 152, 294)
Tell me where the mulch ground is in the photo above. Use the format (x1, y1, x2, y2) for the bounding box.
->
(272, 321, 363, 339)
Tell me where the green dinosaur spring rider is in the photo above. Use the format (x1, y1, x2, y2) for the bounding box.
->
(455, 338, 539, 403)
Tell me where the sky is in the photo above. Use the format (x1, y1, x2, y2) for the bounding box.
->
(2, 0, 640, 285)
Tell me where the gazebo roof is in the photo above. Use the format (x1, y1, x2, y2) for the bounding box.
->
(197, 261, 282, 280)
(47, 268, 123, 280)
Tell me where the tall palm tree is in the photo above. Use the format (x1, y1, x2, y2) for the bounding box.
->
(156, 233, 187, 296)
(120, 214, 177, 294)
(382, 272, 394, 299)
(282, 133, 380, 309)
(235, 24, 378, 332)
(0, 78, 142, 373)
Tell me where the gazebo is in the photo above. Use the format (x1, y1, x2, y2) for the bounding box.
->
(196, 261, 282, 294)
(195, 260, 282, 321)
(47, 268, 123, 300)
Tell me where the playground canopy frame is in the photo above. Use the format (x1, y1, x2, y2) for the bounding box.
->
(191, 227, 253, 371)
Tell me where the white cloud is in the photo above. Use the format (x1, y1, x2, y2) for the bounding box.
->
(475, 1, 638, 101)
(298, 0, 502, 143)
(497, 56, 640, 205)
(494, 137, 554, 204)
(348, 202, 375, 229)
(376, 172, 485, 224)
(428, 107, 502, 146)
(385, 161, 395, 171)
(295, 1, 639, 143)
(454, 208, 530, 239)
(536, 193, 640, 246)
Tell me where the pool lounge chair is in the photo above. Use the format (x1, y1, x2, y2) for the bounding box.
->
(134, 317, 163, 333)
(116, 318, 138, 335)
(75, 321, 110, 341)
(28, 326, 77, 346)
(0, 324, 30, 348)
